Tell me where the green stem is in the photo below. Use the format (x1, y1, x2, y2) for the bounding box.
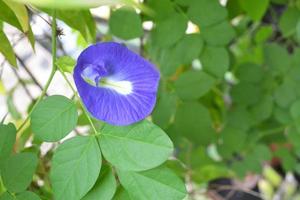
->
(58, 70, 98, 135)
(59, 69, 102, 152)
(16, 10, 57, 135)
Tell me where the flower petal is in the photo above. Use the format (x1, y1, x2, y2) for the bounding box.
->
(73, 42, 160, 125)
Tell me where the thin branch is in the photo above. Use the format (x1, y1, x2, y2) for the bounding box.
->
(15, 54, 45, 93)
(11, 68, 34, 100)
(16, 10, 57, 135)
(209, 184, 263, 199)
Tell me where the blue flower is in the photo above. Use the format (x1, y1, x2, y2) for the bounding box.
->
(73, 42, 160, 126)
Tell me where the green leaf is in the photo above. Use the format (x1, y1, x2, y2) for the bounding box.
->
(252, 144, 272, 162)
(192, 164, 230, 183)
(31, 95, 78, 142)
(175, 0, 192, 6)
(226, 0, 243, 19)
(239, 0, 269, 21)
(146, 0, 175, 20)
(0, 123, 16, 161)
(202, 21, 235, 46)
(50, 136, 102, 200)
(255, 25, 273, 43)
(287, 126, 300, 150)
(279, 7, 300, 38)
(158, 34, 204, 76)
(112, 187, 132, 200)
(117, 166, 187, 200)
(99, 120, 173, 171)
(0, 30, 17, 67)
(1, 152, 38, 192)
(16, 191, 41, 200)
(183, 146, 214, 169)
(290, 100, 300, 120)
(82, 165, 117, 200)
(274, 148, 296, 171)
(0, 192, 14, 200)
(200, 46, 229, 78)
(46, 9, 96, 42)
(296, 21, 300, 43)
(228, 106, 254, 131)
(231, 82, 262, 106)
(290, 100, 300, 132)
(263, 43, 291, 74)
(0, 1, 22, 30)
(218, 127, 246, 158)
(109, 7, 143, 40)
(3, 0, 29, 32)
(56, 56, 76, 73)
(151, 13, 187, 47)
(12, 0, 124, 9)
(274, 78, 296, 108)
(0, 0, 34, 49)
(187, 0, 227, 28)
(274, 106, 293, 125)
(174, 102, 215, 145)
(250, 95, 273, 123)
(233, 144, 271, 177)
(81, 10, 97, 41)
(235, 63, 264, 83)
(77, 112, 90, 126)
(26, 26, 35, 50)
(152, 92, 177, 129)
(171, 34, 204, 64)
(174, 71, 215, 100)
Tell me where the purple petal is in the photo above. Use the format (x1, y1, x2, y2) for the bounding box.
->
(73, 42, 160, 125)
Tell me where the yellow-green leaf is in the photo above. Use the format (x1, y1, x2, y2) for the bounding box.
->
(0, 30, 17, 67)
(3, 0, 29, 32)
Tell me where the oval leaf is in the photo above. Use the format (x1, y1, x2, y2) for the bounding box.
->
(31, 95, 78, 142)
(151, 13, 187, 47)
(0, 30, 17, 67)
(174, 102, 215, 145)
(200, 46, 229, 78)
(109, 7, 143, 40)
(99, 120, 174, 171)
(16, 191, 41, 200)
(240, 0, 269, 21)
(56, 56, 76, 73)
(112, 187, 132, 200)
(0, 192, 14, 200)
(187, 0, 227, 27)
(1, 152, 38, 192)
(50, 136, 102, 200)
(0, 123, 16, 161)
(82, 165, 117, 200)
(117, 166, 187, 200)
(174, 71, 215, 100)
(3, 0, 29, 32)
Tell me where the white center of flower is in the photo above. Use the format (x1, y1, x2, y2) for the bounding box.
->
(100, 78, 133, 95)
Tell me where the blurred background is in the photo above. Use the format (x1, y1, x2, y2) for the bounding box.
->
(2, 0, 300, 199)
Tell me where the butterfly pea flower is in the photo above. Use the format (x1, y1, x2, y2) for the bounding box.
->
(73, 42, 160, 126)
